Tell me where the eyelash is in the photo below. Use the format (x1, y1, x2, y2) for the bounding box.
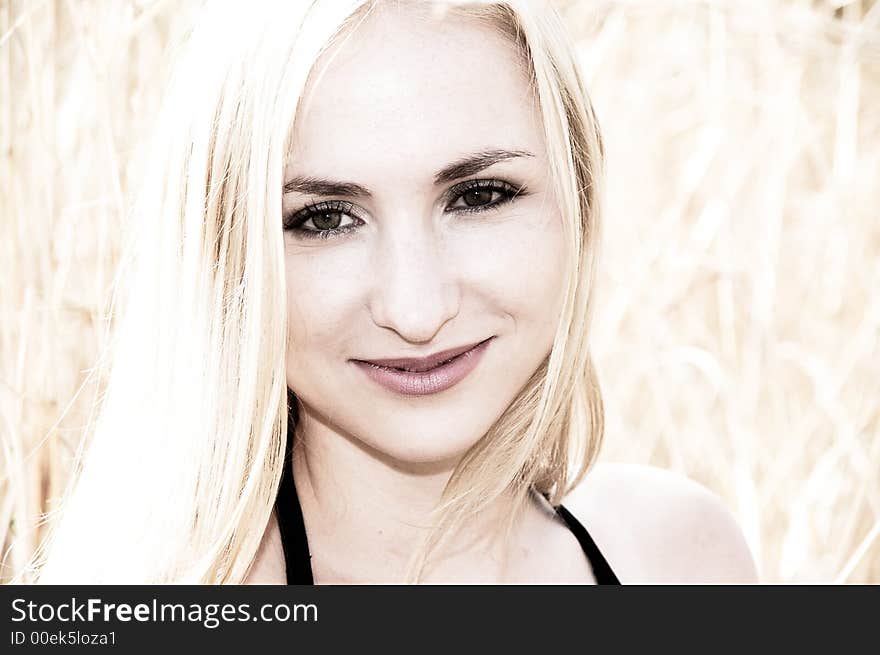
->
(282, 178, 528, 240)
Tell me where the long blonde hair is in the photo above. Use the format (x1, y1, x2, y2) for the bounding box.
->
(31, 0, 605, 584)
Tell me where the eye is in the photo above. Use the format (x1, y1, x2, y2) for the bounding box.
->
(283, 200, 364, 239)
(445, 179, 526, 214)
(462, 188, 496, 207)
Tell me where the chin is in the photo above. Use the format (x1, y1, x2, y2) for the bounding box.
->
(353, 411, 495, 468)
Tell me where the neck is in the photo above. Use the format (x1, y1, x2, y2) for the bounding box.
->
(288, 404, 527, 583)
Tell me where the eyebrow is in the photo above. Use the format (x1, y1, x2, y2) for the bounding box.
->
(432, 148, 534, 186)
(282, 177, 372, 198)
(283, 148, 534, 197)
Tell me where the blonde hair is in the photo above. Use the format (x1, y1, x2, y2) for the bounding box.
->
(30, 0, 605, 584)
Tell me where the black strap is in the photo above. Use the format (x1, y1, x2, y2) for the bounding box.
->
(275, 409, 313, 584)
(554, 502, 621, 584)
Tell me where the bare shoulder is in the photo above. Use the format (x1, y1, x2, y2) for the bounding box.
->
(562, 462, 759, 584)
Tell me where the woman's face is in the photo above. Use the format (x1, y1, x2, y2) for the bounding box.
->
(283, 8, 568, 465)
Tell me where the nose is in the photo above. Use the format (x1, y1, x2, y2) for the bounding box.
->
(368, 222, 460, 344)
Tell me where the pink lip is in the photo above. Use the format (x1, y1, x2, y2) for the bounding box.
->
(351, 337, 493, 396)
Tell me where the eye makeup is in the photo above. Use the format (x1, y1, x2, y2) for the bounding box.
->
(282, 200, 366, 240)
(442, 178, 528, 215)
(282, 177, 530, 240)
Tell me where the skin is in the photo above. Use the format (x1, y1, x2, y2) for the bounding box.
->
(246, 5, 758, 584)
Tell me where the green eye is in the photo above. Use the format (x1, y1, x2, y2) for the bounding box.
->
(312, 211, 344, 230)
(447, 179, 526, 214)
(462, 189, 496, 207)
(283, 200, 363, 239)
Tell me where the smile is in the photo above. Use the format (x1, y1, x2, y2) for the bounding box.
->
(351, 337, 494, 396)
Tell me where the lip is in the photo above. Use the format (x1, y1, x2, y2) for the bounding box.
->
(351, 337, 494, 396)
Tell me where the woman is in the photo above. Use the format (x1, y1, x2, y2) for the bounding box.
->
(33, 0, 757, 584)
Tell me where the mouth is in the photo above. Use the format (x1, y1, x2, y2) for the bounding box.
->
(351, 337, 494, 396)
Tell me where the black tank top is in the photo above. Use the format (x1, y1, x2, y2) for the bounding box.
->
(275, 424, 620, 585)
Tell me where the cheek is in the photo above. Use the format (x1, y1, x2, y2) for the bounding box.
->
(455, 209, 568, 333)
(284, 247, 367, 356)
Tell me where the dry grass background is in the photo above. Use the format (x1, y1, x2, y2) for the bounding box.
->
(1, 0, 877, 583)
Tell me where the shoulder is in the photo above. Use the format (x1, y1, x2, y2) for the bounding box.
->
(562, 463, 758, 584)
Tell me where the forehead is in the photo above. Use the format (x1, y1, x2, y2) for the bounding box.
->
(287, 6, 544, 178)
